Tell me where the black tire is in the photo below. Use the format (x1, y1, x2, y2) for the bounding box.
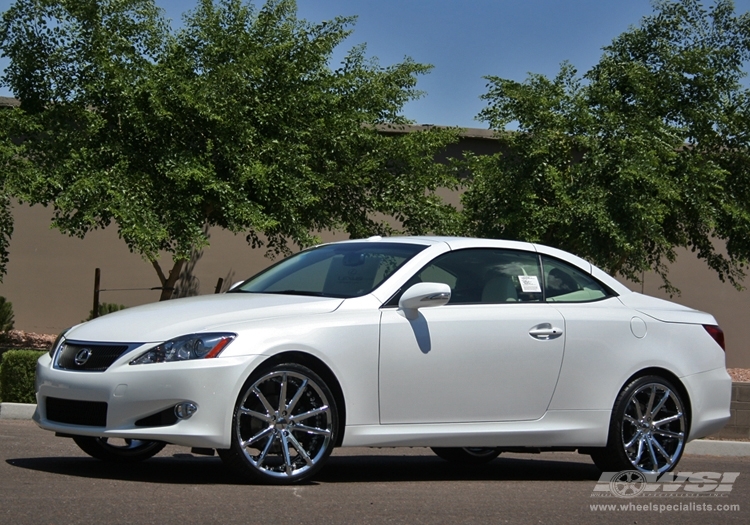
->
(218, 362, 338, 484)
(73, 436, 166, 462)
(431, 447, 501, 465)
(590, 375, 688, 474)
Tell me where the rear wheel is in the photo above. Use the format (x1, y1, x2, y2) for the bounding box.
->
(73, 436, 166, 462)
(218, 363, 338, 484)
(431, 447, 501, 465)
(590, 375, 687, 474)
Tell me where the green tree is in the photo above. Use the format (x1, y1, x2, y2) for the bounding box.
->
(0, 295, 14, 331)
(463, 0, 750, 292)
(0, 0, 459, 300)
(0, 108, 23, 281)
(85, 302, 127, 321)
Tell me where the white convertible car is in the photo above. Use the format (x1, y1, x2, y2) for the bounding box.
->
(35, 237, 731, 484)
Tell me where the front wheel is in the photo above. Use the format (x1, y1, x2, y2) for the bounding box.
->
(590, 375, 688, 474)
(218, 363, 338, 484)
(431, 447, 501, 465)
(73, 436, 166, 462)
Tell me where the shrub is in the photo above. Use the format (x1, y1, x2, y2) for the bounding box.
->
(0, 296, 14, 332)
(85, 302, 127, 321)
(0, 350, 46, 403)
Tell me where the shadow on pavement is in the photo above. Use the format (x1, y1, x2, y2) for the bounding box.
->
(6, 452, 601, 485)
(6, 455, 241, 485)
(317, 454, 600, 483)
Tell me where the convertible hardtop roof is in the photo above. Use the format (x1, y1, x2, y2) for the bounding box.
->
(331, 235, 534, 247)
(329, 235, 462, 246)
(330, 236, 633, 296)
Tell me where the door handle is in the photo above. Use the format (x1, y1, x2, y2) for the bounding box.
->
(529, 323, 563, 340)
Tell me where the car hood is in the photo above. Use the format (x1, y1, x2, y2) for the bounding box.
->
(64, 293, 344, 343)
(618, 292, 716, 325)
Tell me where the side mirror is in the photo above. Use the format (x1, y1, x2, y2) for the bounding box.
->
(228, 281, 244, 291)
(398, 282, 451, 319)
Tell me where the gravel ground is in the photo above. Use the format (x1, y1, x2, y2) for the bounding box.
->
(728, 369, 750, 382)
(0, 330, 56, 349)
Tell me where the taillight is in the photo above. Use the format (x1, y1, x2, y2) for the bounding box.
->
(703, 325, 725, 351)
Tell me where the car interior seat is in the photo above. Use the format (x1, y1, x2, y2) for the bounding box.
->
(481, 274, 518, 303)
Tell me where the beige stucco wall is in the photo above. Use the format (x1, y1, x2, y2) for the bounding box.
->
(0, 203, 349, 334)
(0, 201, 748, 367)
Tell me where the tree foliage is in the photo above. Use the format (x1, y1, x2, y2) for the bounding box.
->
(0, 0, 459, 299)
(0, 295, 14, 331)
(85, 302, 127, 322)
(463, 0, 750, 292)
(0, 108, 23, 281)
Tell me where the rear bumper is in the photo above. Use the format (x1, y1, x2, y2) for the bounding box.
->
(682, 367, 732, 440)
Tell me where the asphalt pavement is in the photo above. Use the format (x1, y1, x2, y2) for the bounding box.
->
(1, 419, 749, 525)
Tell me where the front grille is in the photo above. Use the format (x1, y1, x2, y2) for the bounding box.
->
(46, 397, 107, 426)
(56, 343, 129, 371)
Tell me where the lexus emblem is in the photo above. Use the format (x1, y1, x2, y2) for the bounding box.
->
(74, 348, 93, 366)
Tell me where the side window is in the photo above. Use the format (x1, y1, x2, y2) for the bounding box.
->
(541, 255, 611, 302)
(398, 248, 543, 305)
(418, 264, 457, 289)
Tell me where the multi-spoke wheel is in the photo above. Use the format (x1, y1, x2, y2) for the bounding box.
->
(219, 363, 338, 484)
(431, 447, 502, 465)
(73, 436, 166, 462)
(590, 375, 687, 474)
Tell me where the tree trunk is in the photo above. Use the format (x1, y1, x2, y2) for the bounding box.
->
(152, 259, 185, 301)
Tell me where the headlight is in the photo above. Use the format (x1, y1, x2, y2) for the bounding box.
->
(49, 328, 71, 358)
(130, 333, 236, 364)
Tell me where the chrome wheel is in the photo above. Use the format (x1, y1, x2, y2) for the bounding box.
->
(590, 375, 687, 474)
(220, 363, 337, 484)
(621, 382, 685, 474)
(73, 436, 166, 462)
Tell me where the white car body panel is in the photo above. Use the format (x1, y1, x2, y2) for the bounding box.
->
(546, 301, 727, 411)
(681, 367, 733, 439)
(34, 236, 731, 458)
(342, 410, 611, 448)
(68, 293, 344, 343)
(35, 351, 263, 448)
(379, 304, 565, 423)
(617, 291, 717, 324)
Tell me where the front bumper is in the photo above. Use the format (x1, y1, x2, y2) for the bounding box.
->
(34, 350, 266, 449)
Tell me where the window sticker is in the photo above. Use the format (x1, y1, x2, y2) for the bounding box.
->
(518, 275, 541, 293)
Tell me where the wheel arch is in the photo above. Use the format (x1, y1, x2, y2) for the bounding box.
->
(586, 366, 693, 472)
(254, 351, 347, 447)
(617, 367, 693, 439)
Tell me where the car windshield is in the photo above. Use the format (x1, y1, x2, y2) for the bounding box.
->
(233, 242, 427, 298)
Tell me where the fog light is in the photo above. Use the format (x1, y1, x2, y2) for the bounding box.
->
(174, 402, 198, 420)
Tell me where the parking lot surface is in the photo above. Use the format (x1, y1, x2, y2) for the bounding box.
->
(2, 419, 748, 524)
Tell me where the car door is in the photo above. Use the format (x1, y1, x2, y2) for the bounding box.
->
(378, 248, 566, 424)
(538, 253, 633, 411)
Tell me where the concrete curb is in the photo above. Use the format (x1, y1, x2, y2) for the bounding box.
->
(684, 439, 750, 457)
(2, 402, 749, 456)
(0, 402, 36, 420)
